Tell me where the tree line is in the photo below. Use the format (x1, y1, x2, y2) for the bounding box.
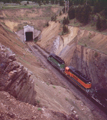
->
(0, 0, 65, 6)
(68, 0, 107, 31)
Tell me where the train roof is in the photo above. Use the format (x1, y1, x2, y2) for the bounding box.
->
(49, 53, 65, 64)
(68, 66, 91, 83)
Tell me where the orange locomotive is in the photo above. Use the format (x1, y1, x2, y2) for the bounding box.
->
(64, 66, 91, 93)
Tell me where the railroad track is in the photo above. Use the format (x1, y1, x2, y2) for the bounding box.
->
(27, 42, 107, 120)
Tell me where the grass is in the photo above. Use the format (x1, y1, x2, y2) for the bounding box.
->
(2, 25, 13, 33)
(65, 97, 69, 101)
(46, 82, 49, 85)
(53, 86, 56, 89)
(36, 100, 40, 104)
(1, 4, 61, 10)
(19, 57, 30, 65)
(2, 5, 36, 9)
(37, 107, 42, 111)
(94, 52, 98, 57)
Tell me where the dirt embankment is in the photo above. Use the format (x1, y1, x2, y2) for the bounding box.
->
(37, 22, 107, 89)
(0, 6, 62, 31)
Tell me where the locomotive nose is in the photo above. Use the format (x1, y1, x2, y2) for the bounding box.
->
(65, 67, 69, 70)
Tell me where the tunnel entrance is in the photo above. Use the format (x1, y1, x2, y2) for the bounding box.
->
(26, 32, 33, 41)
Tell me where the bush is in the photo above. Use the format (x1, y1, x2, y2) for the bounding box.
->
(51, 15, 56, 21)
(96, 16, 101, 31)
(68, 6, 75, 19)
(63, 17, 69, 25)
(96, 16, 107, 31)
(59, 11, 62, 16)
(63, 25, 69, 34)
(45, 22, 49, 27)
(100, 18, 107, 30)
(27, 1, 29, 4)
(94, 52, 98, 57)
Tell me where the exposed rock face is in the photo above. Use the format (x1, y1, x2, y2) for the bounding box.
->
(60, 44, 107, 89)
(70, 45, 107, 89)
(0, 43, 36, 105)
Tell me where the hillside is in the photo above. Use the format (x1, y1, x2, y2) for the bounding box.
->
(0, 5, 106, 120)
(0, 5, 62, 31)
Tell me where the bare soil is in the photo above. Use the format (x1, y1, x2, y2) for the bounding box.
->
(0, 6, 62, 31)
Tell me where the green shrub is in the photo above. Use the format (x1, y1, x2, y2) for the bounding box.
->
(62, 25, 69, 34)
(38, 107, 42, 111)
(94, 52, 98, 57)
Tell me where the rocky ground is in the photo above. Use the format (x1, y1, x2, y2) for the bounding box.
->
(0, 91, 77, 120)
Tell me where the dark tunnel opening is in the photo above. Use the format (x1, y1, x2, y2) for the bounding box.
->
(26, 32, 33, 41)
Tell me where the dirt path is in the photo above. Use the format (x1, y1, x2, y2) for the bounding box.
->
(27, 42, 107, 120)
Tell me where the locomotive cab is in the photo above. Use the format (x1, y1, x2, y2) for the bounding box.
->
(65, 66, 92, 92)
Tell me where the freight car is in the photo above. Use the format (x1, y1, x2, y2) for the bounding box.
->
(64, 66, 91, 94)
(47, 53, 65, 72)
(91, 89, 107, 110)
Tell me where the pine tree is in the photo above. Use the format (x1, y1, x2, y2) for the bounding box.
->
(96, 16, 101, 31)
(75, 5, 82, 22)
(68, 6, 75, 19)
(63, 17, 69, 25)
(43, 0, 46, 5)
(51, 0, 54, 4)
(59, 0, 64, 6)
(63, 25, 69, 34)
(46, 0, 49, 4)
(100, 18, 107, 30)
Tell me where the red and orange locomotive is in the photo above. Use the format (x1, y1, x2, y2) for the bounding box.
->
(64, 66, 91, 93)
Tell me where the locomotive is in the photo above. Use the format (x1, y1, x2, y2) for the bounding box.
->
(64, 66, 91, 94)
(47, 53, 91, 93)
(47, 53, 65, 72)
(47, 53, 107, 111)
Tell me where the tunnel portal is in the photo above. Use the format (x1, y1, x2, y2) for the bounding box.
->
(24, 25, 34, 42)
(25, 32, 33, 41)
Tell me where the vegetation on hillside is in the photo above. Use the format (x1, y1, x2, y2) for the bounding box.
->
(0, 0, 107, 31)
(0, 0, 64, 6)
(68, 0, 107, 31)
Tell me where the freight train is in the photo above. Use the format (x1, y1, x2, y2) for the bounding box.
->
(47, 53, 107, 111)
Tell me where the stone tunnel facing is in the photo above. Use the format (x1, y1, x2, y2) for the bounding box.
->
(25, 32, 33, 41)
